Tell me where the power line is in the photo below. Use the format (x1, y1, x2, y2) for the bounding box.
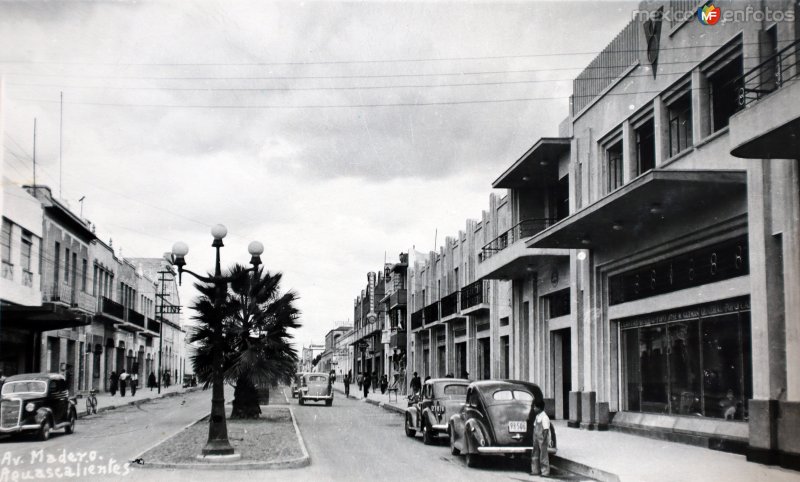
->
(0, 40, 770, 67)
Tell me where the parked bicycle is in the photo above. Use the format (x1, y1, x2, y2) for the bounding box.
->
(85, 389, 98, 415)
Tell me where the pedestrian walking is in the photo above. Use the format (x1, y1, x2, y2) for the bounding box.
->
(119, 369, 129, 397)
(530, 399, 551, 477)
(380, 374, 388, 394)
(409, 371, 421, 397)
(148, 371, 157, 391)
(344, 373, 351, 397)
(363, 372, 371, 398)
(131, 372, 138, 396)
(109, 371, 118, 396)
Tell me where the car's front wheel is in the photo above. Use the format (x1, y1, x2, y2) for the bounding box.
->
(449, 428, 460, 455)
(38, 419, 52, 441)
(298, 397, 304, 406)
(64, 411, 76, 434)
(404, 414, 416, 437)
(422, 421, 434, 445)
(325, 400, 332, 407)
(466, 452, 481, 468)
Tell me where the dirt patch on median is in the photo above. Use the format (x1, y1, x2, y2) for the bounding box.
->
(138, 406, 304, 466)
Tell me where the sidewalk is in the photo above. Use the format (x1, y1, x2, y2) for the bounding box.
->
(76, 383, 200, 418)
(331, 381, 408, 414)
(550, 420, 800, 482)
(333, 381, 800, 481)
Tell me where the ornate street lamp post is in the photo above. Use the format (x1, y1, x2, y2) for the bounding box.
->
(170, 224, 264, 459)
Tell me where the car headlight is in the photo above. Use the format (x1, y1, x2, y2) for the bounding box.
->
(25, 403, 35, 412)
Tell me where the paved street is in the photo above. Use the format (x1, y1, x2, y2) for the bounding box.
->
(0, 387, 588, 481)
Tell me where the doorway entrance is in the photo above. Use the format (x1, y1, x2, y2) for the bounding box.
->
(552, 328, 572, 419)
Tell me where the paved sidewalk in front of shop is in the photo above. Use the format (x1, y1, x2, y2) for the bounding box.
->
(332, 380, 800, 482)
(76, 383, 200, 418)
(331, 381, 408, 414)
(550, 420, 800, 482)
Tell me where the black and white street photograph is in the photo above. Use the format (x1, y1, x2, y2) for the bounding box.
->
(1, 0, 799, 480)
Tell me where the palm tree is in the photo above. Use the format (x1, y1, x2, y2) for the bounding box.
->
(189, 264, 301, 419)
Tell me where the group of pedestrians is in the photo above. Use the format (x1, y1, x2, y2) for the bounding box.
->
(108, 369, 163, 396)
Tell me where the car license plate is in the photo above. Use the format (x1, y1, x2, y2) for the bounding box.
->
(508, 421, 527, 433)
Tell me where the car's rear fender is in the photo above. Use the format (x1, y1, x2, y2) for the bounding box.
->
(463, 418, 489, 454)
(407, 406, 420, 428)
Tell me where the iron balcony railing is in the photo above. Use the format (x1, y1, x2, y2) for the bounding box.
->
(42, 284, 96, 312)
(411, 309, 423, 331)
(423, 301, 440, 325)
(440, 291, 460, 318)
(461, 280, 489, 310)
(99, 296, 125, 321)
(388, 289, 407, 309)
(127, 308, 146, 328)
(481, 218, 557, 261)
(737, 38, 799, 108)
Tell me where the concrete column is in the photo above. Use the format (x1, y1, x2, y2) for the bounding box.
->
(622, 119, 636, 183)
(653, 96, 669, 166)
(782, 159, 800, 401)
(691, 68, 710, 142)
(554, 333, 564, 420)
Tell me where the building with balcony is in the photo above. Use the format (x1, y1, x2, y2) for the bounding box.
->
(351, 269, 388, 382)
(381, 253, 408, 390)
(514, 0, 800, 470)
(333, 327, 355, 380)
(408, 194, 512, 386)
(319, 325, 351, 376)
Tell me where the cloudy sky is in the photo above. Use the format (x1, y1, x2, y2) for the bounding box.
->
(1, 0, 634, 347)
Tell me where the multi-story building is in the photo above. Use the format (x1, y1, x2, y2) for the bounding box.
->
(319, 325, 351, 375)
(0, 182, 183, 393)
(351, 270, 388, 381)
(1, 179, 46, 376)
(381, 253, 408, 391)
(408, 194, 512, 384)
(300, 344, 324, 373)
(503, 0, 800, 470)
(334, 327, 355, 379)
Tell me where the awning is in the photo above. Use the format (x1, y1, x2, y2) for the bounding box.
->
(527, 170, 747, 249)
(0, 303, 92, 332)
(493, 137, 570, 189)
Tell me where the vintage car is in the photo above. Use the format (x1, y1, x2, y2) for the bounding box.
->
(448, 380, 557, 468)
(290, 372, 304, 399)
(0, 373, 78, 441)
(404, 377, 469, 445)
(298, 372, 334, 406)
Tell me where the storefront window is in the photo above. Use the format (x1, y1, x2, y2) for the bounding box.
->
(620, 298, 751, 420)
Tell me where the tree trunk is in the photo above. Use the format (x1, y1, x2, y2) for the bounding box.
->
(231, 375, 261, 419)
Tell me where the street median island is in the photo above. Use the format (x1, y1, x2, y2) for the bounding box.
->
(134, 405, 310, 470)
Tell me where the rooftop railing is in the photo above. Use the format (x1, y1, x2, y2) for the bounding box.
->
(737, 39, 799, 108)
(481, 218, 557, 261)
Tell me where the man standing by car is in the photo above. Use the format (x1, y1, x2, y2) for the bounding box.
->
(409, 372, 421, 397)
(530, 399, 551, 477)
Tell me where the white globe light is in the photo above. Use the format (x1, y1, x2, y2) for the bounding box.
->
(577, 251, 587, 261)
(211, 224, 228, 240)
(172, 241, 189, 257)
(248, 241, 264, 256)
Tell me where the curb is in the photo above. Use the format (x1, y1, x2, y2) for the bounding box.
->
(550, 455, 620, 482)
(333, 386, 405, 415)
(78, 387, 202, 419)
(134, 403, 310, 471)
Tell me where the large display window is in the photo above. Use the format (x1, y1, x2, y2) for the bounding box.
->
(620, 297, 751, 421)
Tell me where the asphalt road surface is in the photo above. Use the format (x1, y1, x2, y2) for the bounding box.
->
(0, 387, 591, 481)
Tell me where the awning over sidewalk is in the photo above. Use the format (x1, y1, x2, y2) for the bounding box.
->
(492, 137, 570, 188)
(1, 303, 92, 332)
(527, 170, 747, 249)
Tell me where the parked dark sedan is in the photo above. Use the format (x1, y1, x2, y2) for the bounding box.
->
(448, 380, 557, 468)
(298, 373, 334, 406)
(404, 378, 469, 445)
(0, 373, 77, 441)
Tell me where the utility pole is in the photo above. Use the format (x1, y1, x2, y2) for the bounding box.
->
(32, 118, 36, 186)
(155, 266, 180, 394)
(59, 91, 63, 198)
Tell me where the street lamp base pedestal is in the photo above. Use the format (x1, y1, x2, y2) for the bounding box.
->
(195, 453, 242, 462)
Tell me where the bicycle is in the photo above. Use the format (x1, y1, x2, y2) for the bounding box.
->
(85, 389, 98, 415)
